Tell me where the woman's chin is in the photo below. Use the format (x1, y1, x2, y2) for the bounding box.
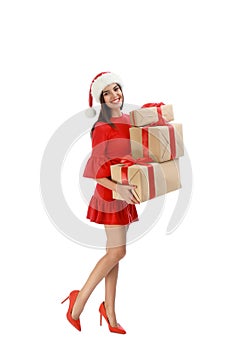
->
(109, 102, 122, 109)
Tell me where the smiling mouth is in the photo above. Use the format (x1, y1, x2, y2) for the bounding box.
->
(110, 98, 121, 104)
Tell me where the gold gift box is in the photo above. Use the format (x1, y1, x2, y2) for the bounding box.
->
(130, 104, 174, 127)
(110, 159, 181, 203)
(129, 123, 184, 163)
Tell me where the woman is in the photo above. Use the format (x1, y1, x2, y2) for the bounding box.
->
(62, 72, 139, 334)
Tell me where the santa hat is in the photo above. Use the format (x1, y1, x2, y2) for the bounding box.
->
(85, 71, 124, 117)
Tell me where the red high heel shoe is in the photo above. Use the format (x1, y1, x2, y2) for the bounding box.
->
(61, 290, 81, 331)
(99, 302, 126, 334)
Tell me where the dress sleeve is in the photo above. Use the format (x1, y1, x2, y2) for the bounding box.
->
(83, 123, 112, 179)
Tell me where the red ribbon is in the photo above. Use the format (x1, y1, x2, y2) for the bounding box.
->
(141, 103, 176, 160)
(141, 102, 166, 125)
(118, 156, 156, 199)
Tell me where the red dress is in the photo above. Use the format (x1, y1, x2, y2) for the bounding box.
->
(83, 114, 138, 225)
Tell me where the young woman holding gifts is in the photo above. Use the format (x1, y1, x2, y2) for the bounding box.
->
(61, 72, 140, 334)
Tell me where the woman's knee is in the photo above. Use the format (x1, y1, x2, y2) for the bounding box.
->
(107, 246, 126, 262)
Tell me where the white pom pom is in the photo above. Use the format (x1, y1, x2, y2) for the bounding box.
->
(85, 107, 96, 118)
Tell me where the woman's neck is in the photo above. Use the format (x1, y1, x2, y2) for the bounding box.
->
(111, 108, 122, 118)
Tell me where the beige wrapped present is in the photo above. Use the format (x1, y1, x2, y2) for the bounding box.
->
(110, 159, 181, 203)
(130, 104, 174, 127)
(130, 123, 184, 163)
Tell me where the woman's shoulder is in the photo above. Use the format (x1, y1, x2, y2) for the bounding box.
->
(93, 114, 130, 131)
(93, 121, 112, 133)
(110, 113, 130, 124)
(120, 113, 130, 122)
(91, 121, 112, 141)
(122, 113, 130, 123)
(94, 120, 111, 128)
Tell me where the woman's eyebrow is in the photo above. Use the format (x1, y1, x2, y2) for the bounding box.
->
(103, 84, 118, 93)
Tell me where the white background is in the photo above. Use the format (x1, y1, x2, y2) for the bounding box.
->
(1, 0, 232, 348)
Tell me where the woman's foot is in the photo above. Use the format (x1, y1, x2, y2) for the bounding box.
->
(61, 290, 81, 331)
(104, 303, 118, 327)
(71, 291, 85, 320)
(99, 302, 126, 334)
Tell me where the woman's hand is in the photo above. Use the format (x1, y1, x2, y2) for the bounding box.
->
(115, 183, 140, 204)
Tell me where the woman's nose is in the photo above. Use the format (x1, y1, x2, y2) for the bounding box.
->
(111, 90, 119, 98)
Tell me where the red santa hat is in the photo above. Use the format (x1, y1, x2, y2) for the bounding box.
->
(85, 71, 124, 117)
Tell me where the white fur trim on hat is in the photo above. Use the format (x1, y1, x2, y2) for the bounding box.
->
(91, 72, 123, 103)
(85, 107, 96, 118)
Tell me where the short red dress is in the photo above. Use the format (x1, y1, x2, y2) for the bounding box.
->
(83, 114, 138, 225)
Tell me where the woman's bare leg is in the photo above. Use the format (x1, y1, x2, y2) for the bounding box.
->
(104, 224, 128, 326)
(71, 225, 127, 320)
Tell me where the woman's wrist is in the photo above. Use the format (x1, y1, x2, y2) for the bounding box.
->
(96, 178, 118, 192)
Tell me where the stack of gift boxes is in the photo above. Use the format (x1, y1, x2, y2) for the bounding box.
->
(110, 103, 184, 203)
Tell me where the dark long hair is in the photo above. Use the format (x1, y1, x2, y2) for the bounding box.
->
(90, 84, 124, 137)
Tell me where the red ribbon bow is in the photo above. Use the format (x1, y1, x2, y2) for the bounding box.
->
(141, 102, 166, 126)
(119, 155, 154, 167)
(118, 155, 156, 199)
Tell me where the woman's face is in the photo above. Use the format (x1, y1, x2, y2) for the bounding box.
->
(102, 83, 123, 110)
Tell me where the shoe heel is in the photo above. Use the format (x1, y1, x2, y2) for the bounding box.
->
(61, 296, 69, 304)
(100, 313, 102, 326)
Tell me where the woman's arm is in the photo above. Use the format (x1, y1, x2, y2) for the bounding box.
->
(96, 177, 117, 191)
(96, 178, 139, 204)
